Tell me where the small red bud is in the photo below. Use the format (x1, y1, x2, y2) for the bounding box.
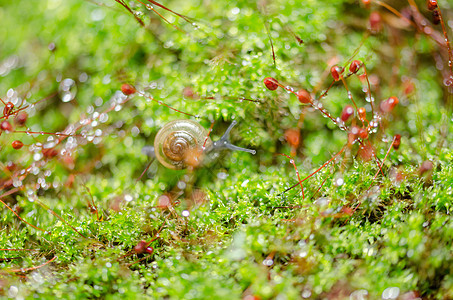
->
(362, 0, 371, 8)
(296, 89, 311, 104)
(419, 160, 433, 175)
(3, 102, 14, 118)
(284, 128, 300, 148)
(1, 120, 13, 132)
(428, 0, 438, 11)
(393, 134, 401, 150)
(340, 105, 354, 122)
(349, 60, 362, 74)
(330, 65, 343, 81)
(134, 240, 148, 254)
(14, 112, 28, 126)
(182, 87, 197, 99)
(145, 247, 154, 254)
(263, 77, 279, 91)
(121, 84, 136, 95)
(6, 161, 16, 171)
(42, 148, 59, 158)
(380, 96, 399, 113)
(369, 12, 382, 33)
(358, 107, 367, 121)
(12, 140, 24, 150)
(358, 128, 369, 139)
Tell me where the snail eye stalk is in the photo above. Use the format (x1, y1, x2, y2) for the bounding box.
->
(212, 121, 256, 155)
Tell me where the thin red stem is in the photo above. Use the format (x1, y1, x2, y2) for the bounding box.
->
(5, 256, 57, 273)
(278, 153, 305, 199)
(137, 91, 194, 117)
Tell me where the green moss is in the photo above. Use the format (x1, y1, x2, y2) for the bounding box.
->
(1, 0, 452, 299)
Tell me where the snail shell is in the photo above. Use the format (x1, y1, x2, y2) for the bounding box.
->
(154, 120, 213, 170)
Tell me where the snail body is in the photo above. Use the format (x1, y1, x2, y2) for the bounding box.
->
(153, 119, 255, 170)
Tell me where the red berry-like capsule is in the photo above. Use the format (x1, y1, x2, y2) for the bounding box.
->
(403, 79, 415, 95)
(428, 0, 438, 10)
(419, 160, 433, 175)
(145, 246, 154, 254)
(348, 126, 360, 144)
(358, 128, 369, 139)
(1, 120, 13, 132)
(362, 0, 371, 7)
(380, 96, 399, 113)
(263, 77, 279, 91)
(330, 65, 343, 81)
(340, 105, 354, 122)
(134, 240, 148, 254)
(12, 140, 23, 150)
(182, 87, 197, 99)
(3, 102, 14, 118)
(296, 89, 311, 103)
(42, 148, 59, 158)
(369, 12, 382, 33)
(388, 96, 399, 108)
(284, 128, 300, 148)
(14, 112, 28, 126)
(6, 161, 16, 171)
(393, 134, 401, 150)
(121, 83, 136, 95)
(349, 60, 362, 74)
(357, 107, 367, 121)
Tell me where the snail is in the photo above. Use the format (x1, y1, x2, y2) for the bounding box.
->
(147, 119, 256, 170)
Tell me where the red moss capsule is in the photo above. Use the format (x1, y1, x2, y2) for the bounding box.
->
(134, 240, 148, 254)
(12, 140, 23, 150)
(357, 107, 367, 121)
(369, 12, 382, 33)
(1, 120, 13, 132)
(296, 89, 311, 103)
(6, 161, 16, 171)
(182, 87, 197, 99)
(145, 246, 154, 254)
(263, 77, 279, 91)
(388, 96, 399, 108)
(157, 194, 172, 209)
(42, 148, 59, 158)
(330, 65, 343, 81)
(380, 96, 399, 113)
(284, 128, 300, 148)
(428, 0, 438, 11)
(121, 83, 136, 95)
(358, 128, 369, 139)
(14, 112, 28, 126)
(393, 134, 401, 150)
(419, 160, 433, 175)
(403, 79, 415, 95)
(340, 105, 354, 122)
(349, 60, 362, 74)
(3, 102, 14, 118)
(358, 143, 373, 161)
(348, 126, 360, 144)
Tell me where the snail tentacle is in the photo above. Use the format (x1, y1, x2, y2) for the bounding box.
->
(212, 121, 256, 155)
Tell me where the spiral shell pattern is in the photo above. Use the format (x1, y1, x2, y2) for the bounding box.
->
(154, 120, 212, 170)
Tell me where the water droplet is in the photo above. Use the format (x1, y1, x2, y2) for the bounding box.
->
(382, 287, 400, 299)
(124, 194, 133, 202)
(59, 78, 77, 102)
(335, 177, 344, 186)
